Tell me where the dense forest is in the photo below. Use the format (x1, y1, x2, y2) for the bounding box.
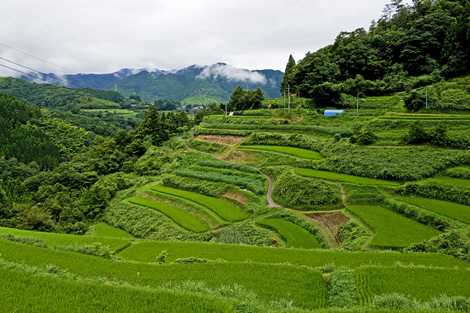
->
(283, 0, 470, 109)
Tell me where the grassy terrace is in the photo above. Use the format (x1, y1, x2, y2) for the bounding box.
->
(117, 241, 465, 268)
(86, 223, 134, 238)
(394, 196, 470, 224)
(295, 168, 401, 188)
(347, 205, 439, 249)
(428, 176, 470, 189)
(128, 196, 210, 233)
(380, 113, 470, 120)
(0, 239, 327, 309)
(0, 267, 234, 313)
(151, 185, 248, 221)
(356, 266, 470, 304)
(0, 227, 130, 253)
(256, 218, 321, 249)
(240, 145, 323, 160)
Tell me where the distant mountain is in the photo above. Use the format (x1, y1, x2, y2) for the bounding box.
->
(25, 63, 284, 103)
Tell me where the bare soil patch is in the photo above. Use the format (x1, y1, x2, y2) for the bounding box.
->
(196, 135, 244, 145)
(223, 191, 247, 205)
(306, 211, 349, 243)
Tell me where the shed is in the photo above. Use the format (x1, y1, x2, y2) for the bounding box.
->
(324, 109, 345, 117)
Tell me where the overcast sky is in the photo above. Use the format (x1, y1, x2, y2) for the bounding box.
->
(1, 0, 398, 75)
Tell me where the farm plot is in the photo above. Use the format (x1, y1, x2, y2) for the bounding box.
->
(151, 185, 248, 221)
(356, 266, 470, 304)
(87, 223, 134, 239)
(0, 239, 327, 309)
(195, 135, 245, 145)
(380, 112, 470, 120)
(257, 218, 322, 249)
(0, 267, 232, 313)
(0, 227, 130, 253)
(429, 176, 470, 189)
(240, 145, 323, 160)
(128, 196, 210, 233)
(175, 167, 265, 195)
(393, 196, 470, 224)
(346, 206, 439, 248)
(118, 241, 466, 268)
(295, 169, 400, 188)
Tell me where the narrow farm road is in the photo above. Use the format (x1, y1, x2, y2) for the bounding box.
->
(267, 176, 281, 208)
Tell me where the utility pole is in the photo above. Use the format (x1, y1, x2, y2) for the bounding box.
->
(425, 88, 428, 110)
(356, 91, 359, 115)
(287, 84, 291, 112)
(225, 102, 228, 117)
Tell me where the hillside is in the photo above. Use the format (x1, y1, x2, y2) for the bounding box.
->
(284, 0, 470, 110)
(24, 63, 284, 102)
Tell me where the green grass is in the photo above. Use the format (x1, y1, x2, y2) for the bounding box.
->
(0, 266, 233, 313)
(0, 227, 130, 253)
(151, 185, 248, 221)
(118, 241, 466, 268)
(394, 196, 470, 224)
(257, 218, 321, 249)
(356, 266, 470, 304)
(380, 112, 470, 120)
(80, 108, 137, 116)
(128, 196, 210, 233)
(346, 206, 439, 249)
(295, 168, 400, 188)
(240, 145, 323, 160)
(87, 223, 134, 239)
(0, 239, 327, 309)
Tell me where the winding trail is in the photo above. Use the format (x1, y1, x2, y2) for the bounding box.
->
(266, 176, 281, 208)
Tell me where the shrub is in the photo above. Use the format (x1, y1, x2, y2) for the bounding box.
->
(403, 124, 430, 144)
(373, 293, 415, 310)
(273, 171, 341, 210)
(428, 296, 470, 311)
(328, 270, 357, 307)
(156, 250, 168, 264)
(404, 91, 426, 112)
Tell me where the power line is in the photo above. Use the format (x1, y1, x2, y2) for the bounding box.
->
(0, 42, 67, 72)
(0, 56, 43, 75)
(0, 62, 30, 76)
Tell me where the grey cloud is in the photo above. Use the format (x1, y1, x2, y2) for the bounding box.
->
(197, 64, 267, 84)
(1, 0, 407, 75)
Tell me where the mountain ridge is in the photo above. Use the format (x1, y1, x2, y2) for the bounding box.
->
(23, 63, 284, 102)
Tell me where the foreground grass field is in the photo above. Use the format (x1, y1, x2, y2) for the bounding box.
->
(346, 205, 439, 248)
(356, 266, 470, 303)
(257, 218, 322, 248)
(295, 168, 400, 188)
(240, 145, 323, 160)
(0, 239, 327, 309)
(151, 185, 248, 221)
(0, 267, 232, 313)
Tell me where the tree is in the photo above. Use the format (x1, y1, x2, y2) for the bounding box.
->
(228, 87, 265, 111)
(281, 55, 296, 94)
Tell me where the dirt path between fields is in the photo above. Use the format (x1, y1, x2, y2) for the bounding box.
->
(267, 176, 281, 208)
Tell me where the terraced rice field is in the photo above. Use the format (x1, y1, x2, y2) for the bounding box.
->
(380, 113, 470, 120)
(240, 145, 323, 160)
(128, 196, 210, 232)
(0, 227, 130, 252)
(428, 176, 470, 189)
(256, 218, 322, 249)
(394, 196, 470, 224)
(0, 239, 327, 309)
(0, 266, 233, 313)
(346, 205, 439, 248)
(295, 168, 400, 188)
(151, 185, 248, 221)
(356, 266, 470, 304)
(87, 223, 134, 238)
(118, 240, 465, 267)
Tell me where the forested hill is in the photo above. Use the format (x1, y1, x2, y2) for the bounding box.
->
(23, 63, 284, 103)
(283, 0, 470, 106)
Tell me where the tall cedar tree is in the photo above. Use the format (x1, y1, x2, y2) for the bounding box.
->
(281, 55, 296, 94)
